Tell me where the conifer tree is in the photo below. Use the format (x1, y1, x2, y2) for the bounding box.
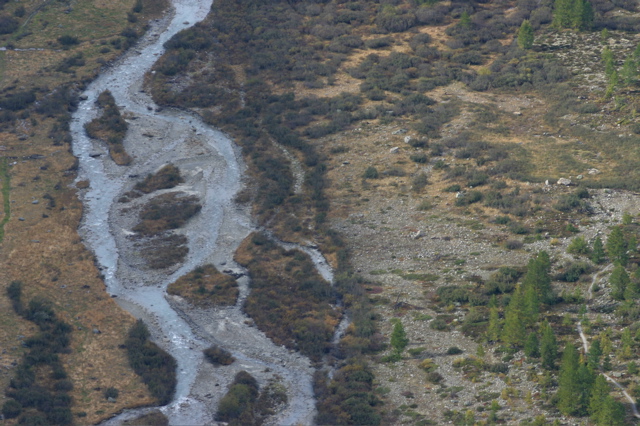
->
(597, 395, 626, 425)
(557, 343, 581, 415)
(487, 305, 501, 343)
(607, 227, 628, 266)
(579, 0, 595, 31)
(553, 0, 573, 28)
(390, 321, 409, 354)
(587, 338, 602, 369)
(502, 285, 526, 348)
(589, 374, 609, 421)
(525, 333, 540, 358)
(624, 275, 640, 300)
(523, 252, 554, 304)
(576, 363, 595, 415)
(610, 264, 629, 300)
(540, 322, 558, 369)
(518, 20, 534, 50)
(523, 281, 540, 326)
(592, 236, 606, 264)
(620, 57, 637, 86)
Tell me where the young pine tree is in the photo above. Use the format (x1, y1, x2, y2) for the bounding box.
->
(518, 20, 534, 50)
(502, 285, 526, 348)
(610, 264, 629, 300)
(390, 321, 409, 354)
(540, 322, 558, 369)
(607, 227, 628, 266)
(589, 374, 609, 421)
(592, 236, 606, 264)
(557, 343, 582, 415)
(524, 333, 540, 358)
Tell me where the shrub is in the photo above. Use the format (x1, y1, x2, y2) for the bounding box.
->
(505, 240, 523, 250)
(412, 173, 429, 192)
(2, 400, 22, 419)
(447, 346, 463, 355)
(203, 346, 235, 366)
(104, 387, 119, 400)
(0, 15, 18, 34)
(363, 166, 379, 179)
(567, 236, 590, 255)
(57, 35, 79, 46)
(410, 153, 428, 163)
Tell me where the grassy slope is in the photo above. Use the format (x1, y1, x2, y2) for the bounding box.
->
(0, 0, 169, 423)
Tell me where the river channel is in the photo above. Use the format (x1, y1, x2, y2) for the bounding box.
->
(70, 0, 324, 424)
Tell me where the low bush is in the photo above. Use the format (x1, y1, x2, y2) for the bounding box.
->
(203, 345, 235, 366)
(125, 320, 176, 405)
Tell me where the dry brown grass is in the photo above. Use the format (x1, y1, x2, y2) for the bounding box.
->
(167, 264, 238, 307)
(0, 0, 170, 422)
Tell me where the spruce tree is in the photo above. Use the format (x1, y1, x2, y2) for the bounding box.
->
(624, 275, 640, 300)
(620, 56, 637, 86)
(579, 0, 594, 30)
(597, 395, 626, 425)
(502, 285, 526, 348)
(518, 20, 534, 50)
(607, 227, 628, 266)
(553, 0, 573, 28)
(540, 322, 558, 369)
(589, 374, 609, 420)
(576, 363, 595, 415)
(524, 333, 540, 358)
(390, 321, 409, 354)
(602, 47, 616, 80)
(587, 338, 602, 369)
(523, 252, 554, 304)
(610, 264, 629, 300)
(487, 305, 501, 343)
(557, 343, 581, 415)
(592, 236, 606, 264)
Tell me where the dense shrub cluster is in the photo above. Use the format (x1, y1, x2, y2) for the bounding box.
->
(133, 192, 201, 236)
(84, 90, 132, 164)
(3, 282, 74, 425)
(216, 371, 288, 426)
(237, 233, 338, 361)
(167, 264, 238, 306)
(314, 362, 382, 425)
(125, 320, 177, 405)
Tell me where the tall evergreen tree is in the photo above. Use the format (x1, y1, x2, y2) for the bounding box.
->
(587, 338, 602, 370)
(592, 236, 606, 264)
(557, 343, 582, 415)
(518, 20, 534, 50)
(579, 0, 594, 30)
(390, 321, 409, 354)
(576, 363, 595, 415)
(553, 0, 574, 28)
(523, 252, 554, 304)
(620, 56, 637, 86)
(607, 227, 628, 266)
(525, 333, 540, 358)
(589, 374, 609, 420)
(610, 264, 629, 300)
(597, 395, 626, 425)
(624, 275, 640, 300)
(540, 322, 558, 369)
(502, 285, 526, 348)
(487, 305, 501, 343)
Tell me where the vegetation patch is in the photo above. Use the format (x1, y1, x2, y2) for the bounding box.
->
(125, 320, 176, 406)
(3, 282, 73, 425)
(168, 264, 238, 307)
(84, 90, 132, 165)
(235, 232, 339, 361)
(133, 192, 201, 236)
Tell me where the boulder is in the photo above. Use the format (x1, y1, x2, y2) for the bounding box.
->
(557, 178, 572, 186)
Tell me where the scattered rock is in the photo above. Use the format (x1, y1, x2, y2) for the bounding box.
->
(389, 147, 399, 154)
(557, 178, 572, 186)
